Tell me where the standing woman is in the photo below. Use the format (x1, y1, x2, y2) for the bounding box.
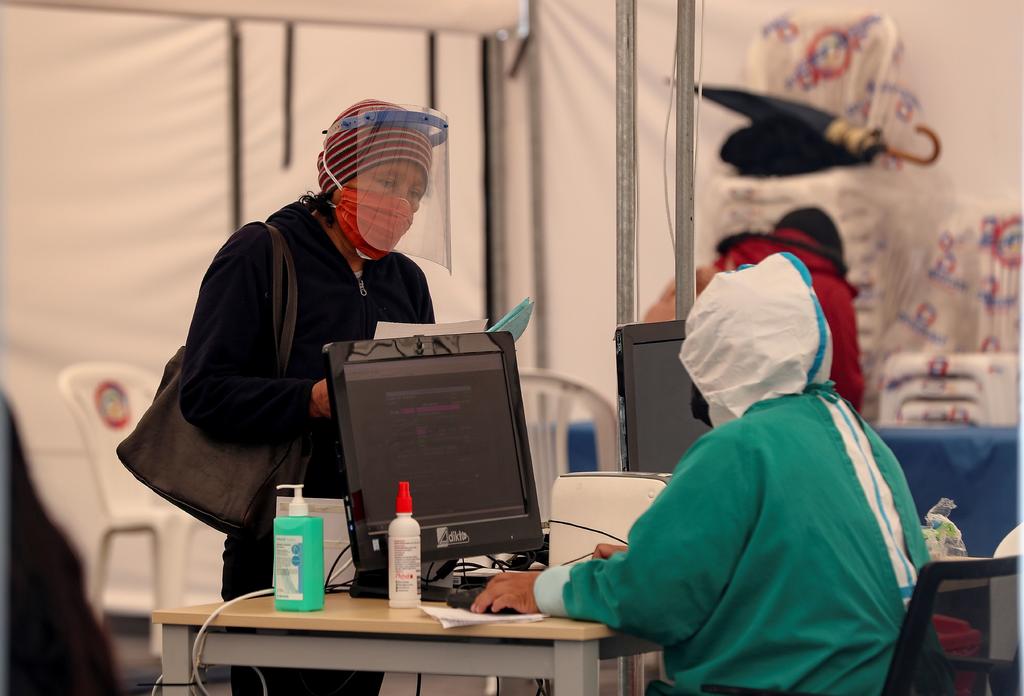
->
(180, 99, 452, 695)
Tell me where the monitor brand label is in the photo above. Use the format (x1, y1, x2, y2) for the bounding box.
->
(436, 527, 470, 548)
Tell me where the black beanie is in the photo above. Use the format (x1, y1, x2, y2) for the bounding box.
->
(774, 208, 844, 261)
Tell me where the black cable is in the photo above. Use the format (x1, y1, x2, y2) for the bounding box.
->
(299, 667, 356, 696)
(535, 679, 547, 696)
(548, 519, 628, 545)
(415, 672, 422, 696)
(560, 552, 594, 566)
(324, 545, 350, 591)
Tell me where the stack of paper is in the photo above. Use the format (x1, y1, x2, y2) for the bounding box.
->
(421, 605, 547, 629)
(374, 297, 534, 342)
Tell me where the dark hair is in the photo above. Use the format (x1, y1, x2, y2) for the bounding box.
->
(774, 207, 844, 260)
(7, 398, 122, 696)
(298, 190, 335, 223)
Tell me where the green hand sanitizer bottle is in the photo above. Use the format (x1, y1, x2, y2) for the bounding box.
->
(273, 484, 324, 611)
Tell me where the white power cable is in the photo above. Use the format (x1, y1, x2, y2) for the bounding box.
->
(328, 556, 354, 585)
(192, 588, 274, 696)
(148, 588, 273, 696)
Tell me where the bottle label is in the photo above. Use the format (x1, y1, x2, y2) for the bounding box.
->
(275, 535, 303, 601)
(389, 537, 421, 598)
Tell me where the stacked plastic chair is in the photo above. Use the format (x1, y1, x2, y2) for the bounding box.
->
(699, 9, 947, 418)
(877, 352, 1019, 426)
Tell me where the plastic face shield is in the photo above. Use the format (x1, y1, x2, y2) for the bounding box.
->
(323, 105, 451, 272)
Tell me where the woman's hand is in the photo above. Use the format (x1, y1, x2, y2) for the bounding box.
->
(308, 379, 331, 419)
(593, 544, 628, 560)
(471, 572, 541, 614)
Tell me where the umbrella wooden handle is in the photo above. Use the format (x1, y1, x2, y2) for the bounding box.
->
(886, 125, 941, 166)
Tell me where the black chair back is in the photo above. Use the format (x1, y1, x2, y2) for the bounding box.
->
(883, 555, 1019, 696)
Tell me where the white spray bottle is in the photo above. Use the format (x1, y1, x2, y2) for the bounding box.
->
(388, 481, 421, 608)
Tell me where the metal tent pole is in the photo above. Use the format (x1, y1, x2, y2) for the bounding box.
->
(615, 0, 637, 327)
(483, 36, 509, 324)
(615, 9, 645, 694)
(674, 0, 696, 320)
(527, 0, 549, 367)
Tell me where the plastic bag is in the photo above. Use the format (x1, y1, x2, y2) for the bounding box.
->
(921, 497, 967, 558)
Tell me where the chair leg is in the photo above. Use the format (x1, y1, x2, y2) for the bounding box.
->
(151, 523, 191, 655)
(90, 530, 114, 616)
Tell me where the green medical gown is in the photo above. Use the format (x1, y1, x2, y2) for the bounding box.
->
(556, 390, 929, 695)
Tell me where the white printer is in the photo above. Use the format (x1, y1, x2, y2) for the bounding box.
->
(548, 472, 671, 566)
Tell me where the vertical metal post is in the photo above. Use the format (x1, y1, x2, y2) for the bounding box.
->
(618, 654, 645, 695)
(282, 22, 294, 168)
(483, 36, 508, 323)
(674, 0, 697, 320)
(615, 0, 637, 326)
(527, 0, 549, 366)
(228, 20, 243, 231)
(427, 32, 438, 110)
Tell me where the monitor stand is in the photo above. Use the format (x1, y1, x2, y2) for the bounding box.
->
(348, 580, 450, 603)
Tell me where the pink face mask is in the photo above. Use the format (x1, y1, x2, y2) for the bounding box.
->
(334, 187, 414, 260)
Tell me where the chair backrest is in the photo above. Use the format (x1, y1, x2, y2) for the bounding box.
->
(57, 362, 162, 517)
(883, 556, 1020, 696)
(878, 352, 1019, 426)
(517, 368, 618, 521)
(996, 524, 1024, 558)
(745, 10, 922, 151)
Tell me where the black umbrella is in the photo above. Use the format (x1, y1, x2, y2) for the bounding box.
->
(700, 85, 940, 176)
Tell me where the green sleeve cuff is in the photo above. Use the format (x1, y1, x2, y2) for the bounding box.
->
(534, 565, 572, 616)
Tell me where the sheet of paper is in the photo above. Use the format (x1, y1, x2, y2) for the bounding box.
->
(373, 319, 487, 340)
(421, 605, 547, 629)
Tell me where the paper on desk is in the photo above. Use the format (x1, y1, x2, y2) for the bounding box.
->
(374, 319, 488, 340)
(421, 605, 547, 629)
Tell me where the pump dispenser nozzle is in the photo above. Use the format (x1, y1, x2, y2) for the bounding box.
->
(277, 484, 309, 516)
(395, 481, 413, 514)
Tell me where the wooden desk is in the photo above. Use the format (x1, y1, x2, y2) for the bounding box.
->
(153, 594, 656, 696)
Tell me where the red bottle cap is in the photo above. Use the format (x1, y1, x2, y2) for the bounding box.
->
(395, 481, 413, 514)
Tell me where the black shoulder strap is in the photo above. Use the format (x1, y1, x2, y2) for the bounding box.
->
(264, 223, 298, 378)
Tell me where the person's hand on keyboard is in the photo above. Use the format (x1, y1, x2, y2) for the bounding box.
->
(593, 543, 628, 559)
(471, 571, 541, 614)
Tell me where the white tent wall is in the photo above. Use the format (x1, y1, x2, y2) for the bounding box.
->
(525, 0, 1023, 403)
(2, 6, 487, 612)
(2, 6, 233, 611)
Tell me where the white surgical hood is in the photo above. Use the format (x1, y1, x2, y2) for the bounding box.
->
(680, 253, 833, 427)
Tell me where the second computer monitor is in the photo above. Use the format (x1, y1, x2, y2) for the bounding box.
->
(616, 320, 710, 473)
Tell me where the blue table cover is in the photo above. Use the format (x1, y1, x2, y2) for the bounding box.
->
(876, 427, 1018, 558)
(568, 422, 1018, 557)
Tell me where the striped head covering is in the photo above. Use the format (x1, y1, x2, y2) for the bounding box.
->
(317, 99, 433, 194)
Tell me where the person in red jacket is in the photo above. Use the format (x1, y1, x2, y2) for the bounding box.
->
(644, 207, 864, 410)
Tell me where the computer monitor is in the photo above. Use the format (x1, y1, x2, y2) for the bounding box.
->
(323, 331, 543, 573)
(615, 320, 710, 473)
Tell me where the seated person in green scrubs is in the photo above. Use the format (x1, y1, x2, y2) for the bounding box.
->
(473, 252, 928, 696)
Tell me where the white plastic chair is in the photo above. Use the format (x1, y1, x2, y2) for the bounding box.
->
(991, 524, 1022, 669)
(58, 362, 200, 651)
(517, 368, 618, 523)
(877, 352, 1019, 426)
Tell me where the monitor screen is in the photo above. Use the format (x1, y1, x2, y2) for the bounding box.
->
(324, 332, 543, 572)
(617, 321, 710, 473)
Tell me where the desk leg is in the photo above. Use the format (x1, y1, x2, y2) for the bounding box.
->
(553, 640, 599, 696)
(160, 624, 194, 696)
